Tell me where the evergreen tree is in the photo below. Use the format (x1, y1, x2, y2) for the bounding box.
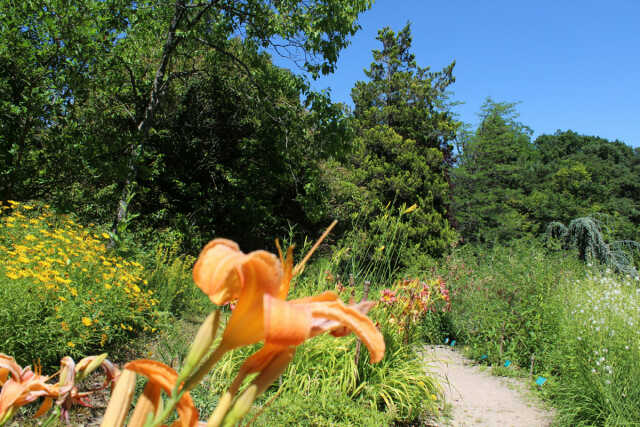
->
(318, 24, 459, 257)
(453, 99, 536, 243)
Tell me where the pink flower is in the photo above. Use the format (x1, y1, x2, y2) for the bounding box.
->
(380, 289, 397, 305)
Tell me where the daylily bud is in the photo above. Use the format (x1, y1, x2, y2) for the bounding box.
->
(220, 385, 257, 427)
(206, 391, 233, 427)
(75, 353, 108, 382)
(183, 311, 220, 379)
(101, 369, 136, 427)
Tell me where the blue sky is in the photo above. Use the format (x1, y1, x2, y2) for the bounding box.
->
(306, 0, 640, 147)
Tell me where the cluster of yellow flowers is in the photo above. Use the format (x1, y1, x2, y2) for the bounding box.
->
(0, 220, 386, 427)
(0, 201, 158, 349)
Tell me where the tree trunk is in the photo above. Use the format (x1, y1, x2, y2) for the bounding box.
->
(110, 1, 186, 245)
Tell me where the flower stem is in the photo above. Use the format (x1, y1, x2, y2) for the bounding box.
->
(149, 344, 228, 427)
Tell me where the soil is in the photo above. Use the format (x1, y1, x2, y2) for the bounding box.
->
(425, 345, 554, 427)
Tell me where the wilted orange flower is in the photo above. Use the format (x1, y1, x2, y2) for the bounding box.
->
(0, 354, 53, 423)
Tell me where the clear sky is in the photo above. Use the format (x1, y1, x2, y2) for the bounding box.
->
(306, 0, 640, 147)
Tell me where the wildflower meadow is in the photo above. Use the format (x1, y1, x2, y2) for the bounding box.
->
(0, 201, 159, 367)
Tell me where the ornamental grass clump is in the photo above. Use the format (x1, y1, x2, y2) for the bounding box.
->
(0, 220, 385, 426)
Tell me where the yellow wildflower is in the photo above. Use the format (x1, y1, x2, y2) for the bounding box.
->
(54, 276, 71, 285)
(82, 317, 92, 327)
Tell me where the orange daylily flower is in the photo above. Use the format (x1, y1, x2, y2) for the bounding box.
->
(193, 222, 385, 425)
(0, 353, 121, 424)
(193, 228, 384, 360)
(0, 354, 53, 423)
(193, 239, 282, 352)
(125, 359, 198, 427)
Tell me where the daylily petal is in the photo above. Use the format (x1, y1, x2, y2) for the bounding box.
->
(264, 297, 311, 347)
(239, 344, 285, 376)
(129, 382, 163, 427)
(33, 396, 53, 418)
(55, 356, 76, 404)
(218, 348, 295, 427)
(125, 360, 198, 427)
(0, 379, 51, 420)
(250, 348, 295, 396)
(0, 356, 54, 421)
(219, 251, 282, 351)
(0, 355, 22, 383)
(193, 239, 245, 305)
(308, 300, 385, 363)
(0, 380, 24, 417)
(263, 294, 385, 363)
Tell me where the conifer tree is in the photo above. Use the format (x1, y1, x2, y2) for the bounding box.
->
(320, 23, 459, 257)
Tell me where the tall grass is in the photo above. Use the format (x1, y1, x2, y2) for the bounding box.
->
(202, 327, 441, 425)
(331, 203, 423, 287)
(439, 240, 640, 425)
(553, 272, 640, 425)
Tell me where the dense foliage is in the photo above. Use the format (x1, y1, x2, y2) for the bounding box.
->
(2, 1, 640, 425)
(454, 99, 640, 244)
(439, 242, 640, 426)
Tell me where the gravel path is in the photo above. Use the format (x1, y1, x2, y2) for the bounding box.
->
(425, 345, 554, 427)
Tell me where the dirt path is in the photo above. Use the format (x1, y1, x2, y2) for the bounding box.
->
(425, 345, 554, 427)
